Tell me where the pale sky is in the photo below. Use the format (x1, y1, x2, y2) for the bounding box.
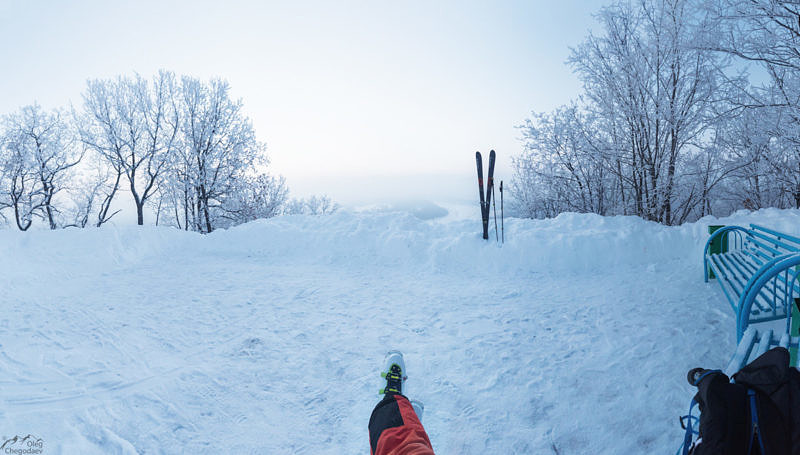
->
(0, 0, 605, 206)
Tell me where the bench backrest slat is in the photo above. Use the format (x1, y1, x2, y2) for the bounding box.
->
(745, 235, 785, 258)
(751, 224, 800, 247)
(747, 229, 800, 254)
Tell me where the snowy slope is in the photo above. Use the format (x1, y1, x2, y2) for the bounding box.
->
(2, 208, 800, 454)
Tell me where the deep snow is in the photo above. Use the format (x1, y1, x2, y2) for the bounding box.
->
(3, 208, 800, 454)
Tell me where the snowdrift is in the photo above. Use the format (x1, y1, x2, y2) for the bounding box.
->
(2, 207, 800, 454)
(4, 207, 800, 277)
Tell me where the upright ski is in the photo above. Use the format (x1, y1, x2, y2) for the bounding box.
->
(486, 150, 496, 211)
(476, 152, 489, 239)
(488, 150, 497, 241)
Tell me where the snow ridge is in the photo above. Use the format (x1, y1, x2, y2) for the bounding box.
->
(2, 208, 800, 454)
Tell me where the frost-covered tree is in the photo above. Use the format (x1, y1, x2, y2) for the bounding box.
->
(283, 198, 306, 216)
(0, 105, 82, 230)
(710, 105, 778, 210)
(0, 134, 38, 230)
(571, 0, 723, 224)
(705, 0, 800, 74)
(1, 71, 286, 231)
(67, 160, 123, 227)
(218, 174, 288, 225)
(705, 0, 800, 208)
(304, 195, 339, 215)
(175, 77, 265, 233)
(284, 195, 340, 215)
(512, 106, 613, 218)
(80, 71, 180, 225)
(514, 0, 728, 224)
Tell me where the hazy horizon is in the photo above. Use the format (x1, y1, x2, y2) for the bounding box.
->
(0, 0, 606, 209)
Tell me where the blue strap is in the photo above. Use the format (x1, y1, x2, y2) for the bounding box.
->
(747, 389, 767, 455)
(677, 370, 723, 455)
(678, 398, 700, 455)
(693, 369, 722, 386)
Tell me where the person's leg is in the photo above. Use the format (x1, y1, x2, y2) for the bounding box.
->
(368, 393, 433, 455)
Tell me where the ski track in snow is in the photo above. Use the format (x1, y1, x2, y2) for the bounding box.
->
(3, 210, 797, 454)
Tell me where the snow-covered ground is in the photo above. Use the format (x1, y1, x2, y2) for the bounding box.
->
(3, 208, 800, 454)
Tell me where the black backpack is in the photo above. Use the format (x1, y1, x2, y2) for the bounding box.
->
(681, 347, 800, 455)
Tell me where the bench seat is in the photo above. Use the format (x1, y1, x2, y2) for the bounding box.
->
(704, 224, 800, 370)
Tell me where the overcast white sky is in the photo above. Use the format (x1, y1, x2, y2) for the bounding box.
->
(0, 0, 606, 206)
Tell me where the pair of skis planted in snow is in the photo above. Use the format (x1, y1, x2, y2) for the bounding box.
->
(475, 150, 501, 241)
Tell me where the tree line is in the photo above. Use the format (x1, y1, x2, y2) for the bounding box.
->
(0, 71, 337, 232)
(511, 0, 800, 224)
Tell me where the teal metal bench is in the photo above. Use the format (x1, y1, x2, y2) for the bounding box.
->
(703, 224, 800, 369)
(681, 225, 800, 454)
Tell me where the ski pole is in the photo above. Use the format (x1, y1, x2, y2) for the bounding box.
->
(500, 180, 504, 244)
(485, 150, 496, 240)
(492, 181, 499, 242)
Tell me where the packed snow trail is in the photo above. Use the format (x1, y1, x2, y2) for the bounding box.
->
(2, 209, 800, 453)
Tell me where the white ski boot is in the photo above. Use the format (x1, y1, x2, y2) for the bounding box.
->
(379, 351, 425, 420)
(380, 350, 407, 395)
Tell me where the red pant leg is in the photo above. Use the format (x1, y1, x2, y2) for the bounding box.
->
(368, 394, 434, 455)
